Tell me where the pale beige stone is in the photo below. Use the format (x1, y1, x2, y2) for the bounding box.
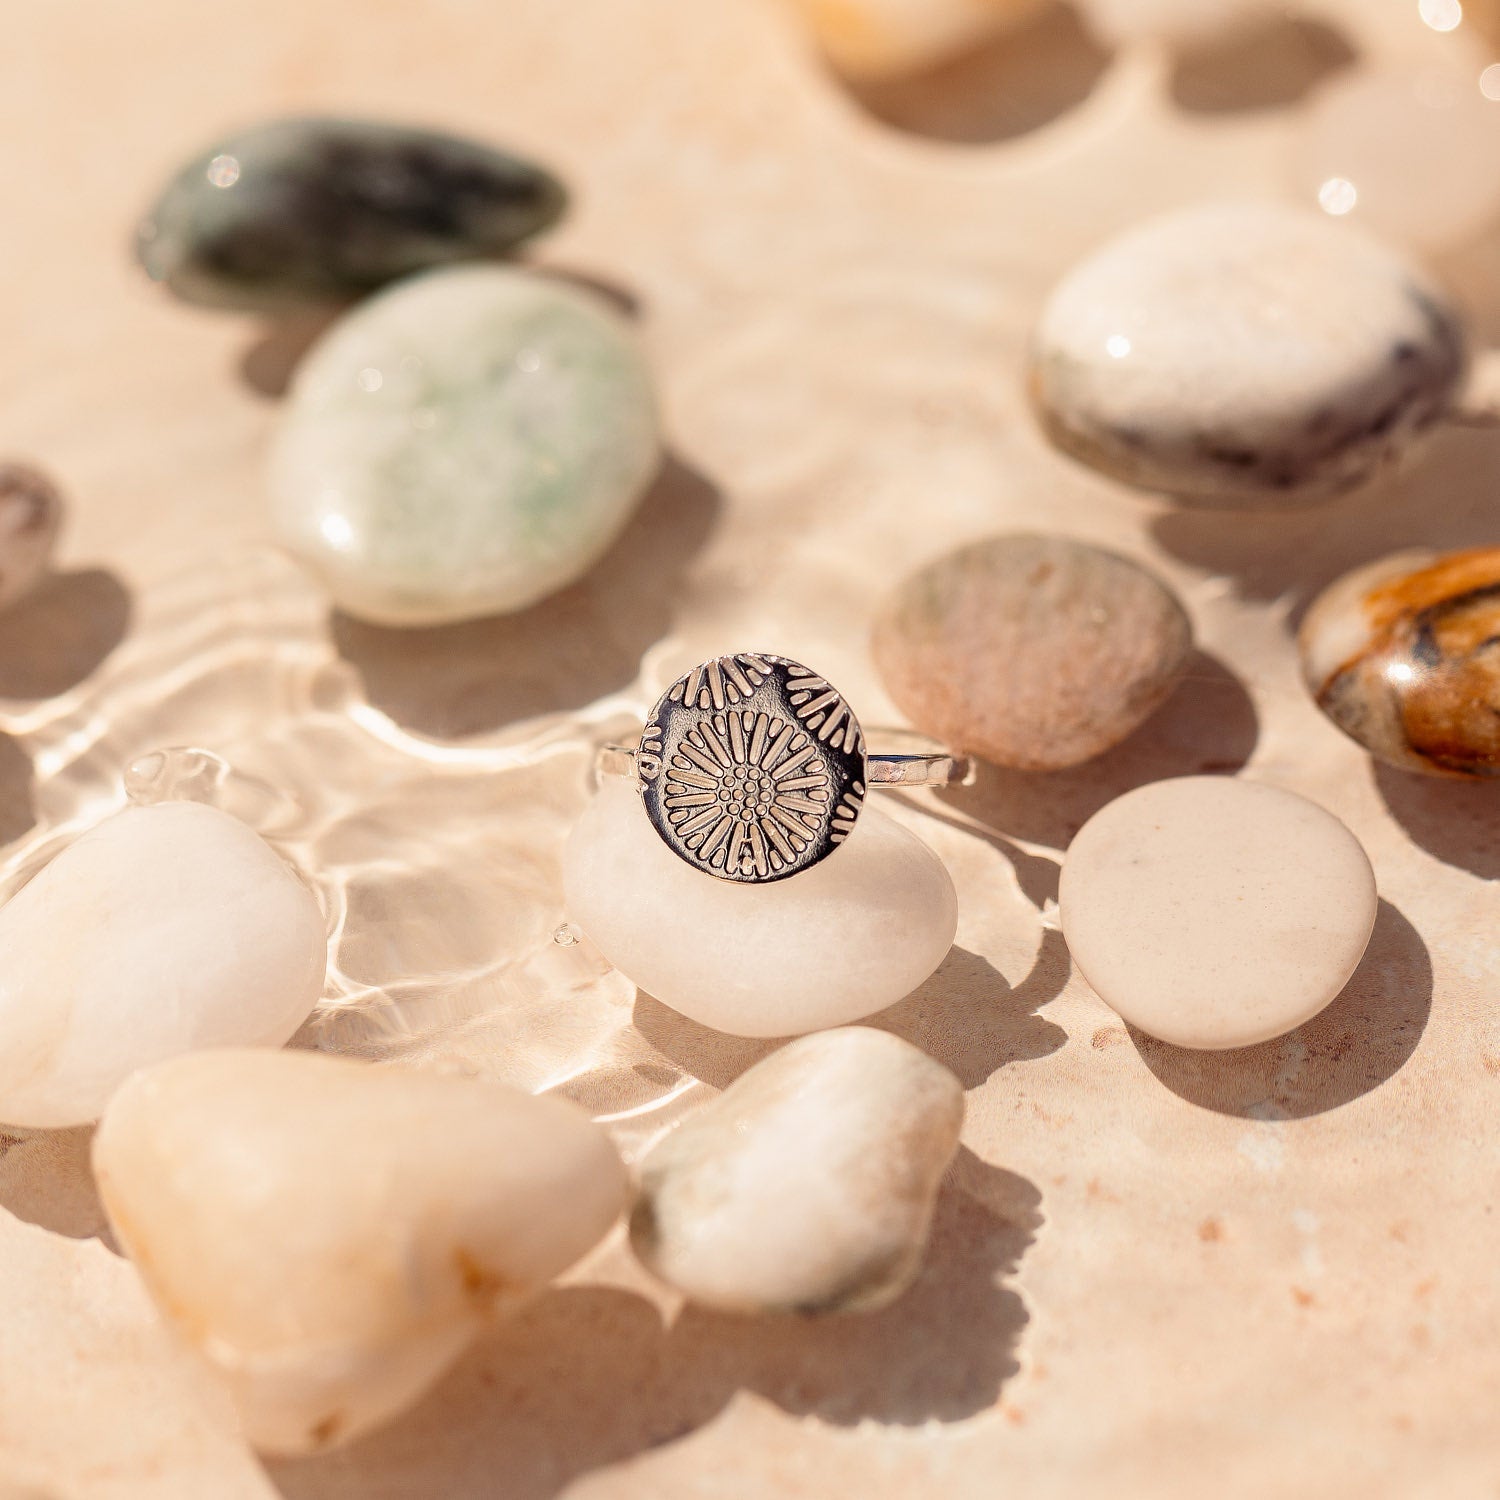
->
(0, 802, 326, 1128)
(92, 1049, 630, 1456)
(873, 533, 1191, 770)
(631, 1028, 964, 1312)
(564, 777, 957, 1037)
(1059, 776, 1377, 1048)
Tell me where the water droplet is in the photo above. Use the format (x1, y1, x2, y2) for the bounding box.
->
(206, 154, 241, 188)
(552, 925, 580, 947)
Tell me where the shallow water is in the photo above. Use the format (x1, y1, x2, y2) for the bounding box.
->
(0, 548, 703, 1155)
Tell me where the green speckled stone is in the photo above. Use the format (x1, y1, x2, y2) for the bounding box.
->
(136, 117, 566, 311)
(269, 265, 660, 626)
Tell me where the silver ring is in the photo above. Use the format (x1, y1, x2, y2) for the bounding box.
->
(598, 652, 970, 885)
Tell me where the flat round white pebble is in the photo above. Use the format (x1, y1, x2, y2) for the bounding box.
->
(1059, 776, 1377, 1050)
(0, 801, 327, 1127)
(564, 777, 957, 1037)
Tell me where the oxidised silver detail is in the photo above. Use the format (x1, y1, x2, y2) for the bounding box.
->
(638, 653, 867, 884)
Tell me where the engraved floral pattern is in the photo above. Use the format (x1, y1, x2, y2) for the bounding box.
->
(661, 709, 842, 879)
(669, 653, 774, 712)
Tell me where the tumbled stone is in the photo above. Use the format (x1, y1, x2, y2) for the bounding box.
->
(1060, 777, 1377, 1049)
(0, 802, 326, 1128)
(1030, 201, 1466, 507)
(564, 777, 956, 1037)
(631, 1027, 964, 1313)
(270, 264, 660, 625)
(135, 117, 566, 311)
(93, 1048, 630, 1456)
(0, 463, 62, 610)
(1300, 546, 1500, 778)
(873, 533, 1191, 770)
(788, 0, 1048, 79)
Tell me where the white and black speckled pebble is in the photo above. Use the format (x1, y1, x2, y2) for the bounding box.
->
(1029, 201, 1466, 509)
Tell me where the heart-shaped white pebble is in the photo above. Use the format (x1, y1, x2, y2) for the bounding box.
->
(93, 1048, 631, 1456)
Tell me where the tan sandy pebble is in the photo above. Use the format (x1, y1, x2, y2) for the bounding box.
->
(0, 801, 327, 1128)
(630, 1027, 964, 1313)
(93, 1048, 630, 1457)
(1059, 777, 1376, 1049)
(564, 777, 957, 1037)
(872, 534, 1191, 770)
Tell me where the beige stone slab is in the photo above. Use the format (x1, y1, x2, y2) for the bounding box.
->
(0, 0, 1497, 1496)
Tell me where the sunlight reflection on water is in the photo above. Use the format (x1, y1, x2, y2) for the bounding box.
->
(0, 549, 698, 1156)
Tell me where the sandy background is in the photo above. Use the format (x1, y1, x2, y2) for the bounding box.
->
(0, 1, 1498, 1496)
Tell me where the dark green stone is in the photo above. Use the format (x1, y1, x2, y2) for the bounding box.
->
(135, 117, 567, 311)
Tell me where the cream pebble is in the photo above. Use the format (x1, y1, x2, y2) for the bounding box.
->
(1059, 777, 1376, 1049)
(93, 1048, 630, 1456)
(564, 777, 956, 1037)
(0, 802, 326, 1128)
(631, 1028, 964, 1313)
(1030, 201, 1466, 507)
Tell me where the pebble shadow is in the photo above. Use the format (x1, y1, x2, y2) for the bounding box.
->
(1168, 14, 1356, 115)
(330, 451, 723, 739)
(839, 1, 1110, 145)
(1375, 762, 1500, 880)
(872, 939, 1069, 1088)
(0, 569, 131, 700)
(1129, 898, 1431, 1118)
(631, 943, 1070, 1093)
(937, 650, 1258, 851)
(0, 1126, 113, 1243)
(267, 1149, 1041, 1500)
(1149, 425, 1500, 623)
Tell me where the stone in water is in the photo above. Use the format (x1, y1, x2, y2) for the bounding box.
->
(270, 264, 660, 625)
(631, 1027, 964, 1313)
(0, 801, 326, 1127)
(93, 1048, 630, 1455)
(1030, 201, 1466, 507)
(136, 117, 566, 311)
(1059, 776, 1376, 1049)
(0, 463, 61, 611)
(873, 533, 1191, 770)
(1300, 546, 1500, 778)
(564, 777, 956, 1037)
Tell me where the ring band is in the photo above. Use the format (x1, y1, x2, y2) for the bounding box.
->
(599, 745, 969, 788)
(602, 651, 968, 885)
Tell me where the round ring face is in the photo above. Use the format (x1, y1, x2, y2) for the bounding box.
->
(639, 653, 867, 883)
